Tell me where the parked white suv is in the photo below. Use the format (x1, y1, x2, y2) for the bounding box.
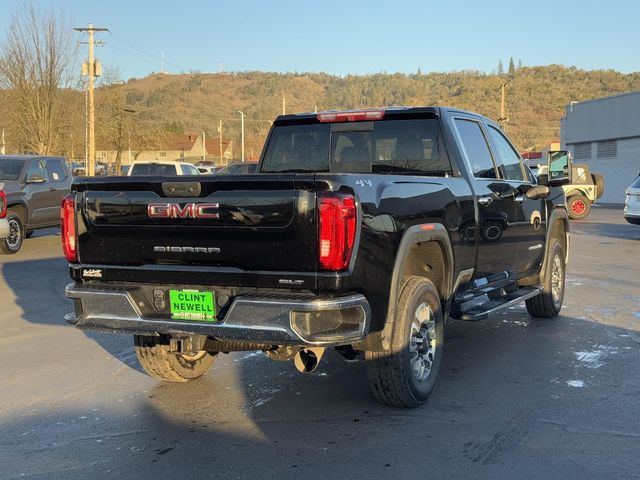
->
(624, 174, 640, 224)
(127, 161, 200, 176)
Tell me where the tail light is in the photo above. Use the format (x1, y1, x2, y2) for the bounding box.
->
(0, 190, 6, 219)
(61, 193, 77, 262)
(318, 193, 357, 271)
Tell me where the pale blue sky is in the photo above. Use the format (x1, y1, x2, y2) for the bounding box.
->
(2, 0, 638, 78)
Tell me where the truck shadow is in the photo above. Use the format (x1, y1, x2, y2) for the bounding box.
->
(0, 256, 145, 373)
(1, 313, 638, 479)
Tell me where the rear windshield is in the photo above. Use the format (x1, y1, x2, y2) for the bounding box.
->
(261, 118, 452, 175)
(0, 159, 25, 180)
(130, 164, 177, 176)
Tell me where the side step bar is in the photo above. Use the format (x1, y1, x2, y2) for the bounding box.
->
(458, 287, 542, 321)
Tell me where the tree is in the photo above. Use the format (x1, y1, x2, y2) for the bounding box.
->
(517, 59, 523, 70)
(96, 70, 164, 174)
(497, 60, 504, 75)
(0, 5, 77, 154)
(508, 57, 515, 76)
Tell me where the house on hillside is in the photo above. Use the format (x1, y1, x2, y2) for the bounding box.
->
(96, 132, 234, 165)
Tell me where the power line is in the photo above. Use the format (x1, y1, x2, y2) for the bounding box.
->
(109, 32, 188, 72)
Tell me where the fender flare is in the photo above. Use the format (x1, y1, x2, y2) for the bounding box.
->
(542, 207, 570, 276)
(356, 223, 454, 352)
(565, 188, 591, 201)
(6, 200, 29, 222)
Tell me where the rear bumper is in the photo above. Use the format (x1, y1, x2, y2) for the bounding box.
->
(64, 283, 371, 347)
(624, 212, 640, 225)
(0, 218, 8, 239)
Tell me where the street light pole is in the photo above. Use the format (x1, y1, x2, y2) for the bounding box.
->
(238, 111, 245, 162)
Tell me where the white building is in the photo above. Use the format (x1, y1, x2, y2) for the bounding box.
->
(560, 92, 640, 204)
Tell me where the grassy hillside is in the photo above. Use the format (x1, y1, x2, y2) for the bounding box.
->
(118, 65, 640, 156)
(2, 65, 640, 158)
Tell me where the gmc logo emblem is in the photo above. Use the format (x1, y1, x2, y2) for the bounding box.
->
(147, 203, 220, 219)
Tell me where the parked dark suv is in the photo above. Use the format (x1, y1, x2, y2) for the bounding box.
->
(0, 155, 72, 253)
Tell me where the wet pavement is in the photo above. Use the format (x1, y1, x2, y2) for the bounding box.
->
(1, 207, 639, 479)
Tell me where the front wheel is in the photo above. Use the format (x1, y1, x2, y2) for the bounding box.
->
(526, 239, 565, 318)
(134, 335, 217, 382)
(366, 276, 444, 408)
(1, 210, 24, 254)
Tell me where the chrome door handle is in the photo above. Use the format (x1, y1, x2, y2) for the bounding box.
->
(478, 196, 493, 206)
(514, 195, 525, 203)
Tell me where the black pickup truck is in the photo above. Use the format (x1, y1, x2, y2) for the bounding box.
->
(63, 107, 571, 407)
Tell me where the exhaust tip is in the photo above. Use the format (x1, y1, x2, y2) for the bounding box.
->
(294, 347, 325, 373)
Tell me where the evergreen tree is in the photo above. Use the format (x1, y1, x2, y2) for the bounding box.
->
(508, 57, 515, 76)
(498, 59, 504, 75)
(517, 59, 523, 70)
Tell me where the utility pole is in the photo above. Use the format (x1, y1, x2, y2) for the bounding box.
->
(238, 111, 245, 162)
(1, 128, 5, 155)
(498, 82, 509, 129)
(218, 119, 224, 165)
(202, 131, 206, 161)
(282, 94, 286, 115)
(74, 23, 108, 176)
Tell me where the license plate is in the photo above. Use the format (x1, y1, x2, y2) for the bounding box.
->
(169, 289, 216, 321)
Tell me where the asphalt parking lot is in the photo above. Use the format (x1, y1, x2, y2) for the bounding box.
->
(1, 207, 639, 480)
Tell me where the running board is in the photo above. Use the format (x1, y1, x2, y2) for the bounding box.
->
(459, 287, 542, 321)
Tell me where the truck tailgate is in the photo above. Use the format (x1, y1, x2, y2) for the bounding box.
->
(75, 175, 317, 274)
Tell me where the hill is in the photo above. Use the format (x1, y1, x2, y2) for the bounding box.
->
(2, 65, 640, 158)
(117, 65, 640, 157)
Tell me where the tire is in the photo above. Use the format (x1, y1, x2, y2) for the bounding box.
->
(591, 173, 605, 199)
(134, 335, 217, 382)
(526, 239, 565, 318)
(365, 276, 444, 408)
(1, 209, 24, 254)
(567, 194, 591, 220)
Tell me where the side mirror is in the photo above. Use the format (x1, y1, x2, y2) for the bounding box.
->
(546, 150, 572, 186)
(26, 173, 46, 184)
(525, 185, 550, 199)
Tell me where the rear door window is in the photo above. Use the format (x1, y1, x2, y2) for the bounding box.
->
(44, 158, 67, 182)
(454, 119, 497, 179)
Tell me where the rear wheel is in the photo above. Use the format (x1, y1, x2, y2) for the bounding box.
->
(567, 194, 591, 220)
(366, 276, 444, 407)
(134, 335, 217, 382)
(1, 210, 24, 254)
(526, 239, 565, 318)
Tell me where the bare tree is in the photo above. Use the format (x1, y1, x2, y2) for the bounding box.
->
(0, 4, 78, 154)
(96, 70, 165, 174)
